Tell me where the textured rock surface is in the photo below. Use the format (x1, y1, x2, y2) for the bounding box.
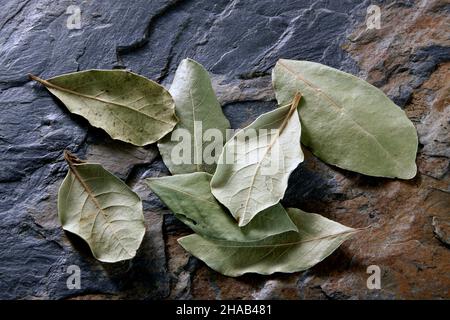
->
(0, 0, 448, 299)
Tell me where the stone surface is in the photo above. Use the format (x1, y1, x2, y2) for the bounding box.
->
(433, 216, 450, 246)
(0, 0, 448, 299)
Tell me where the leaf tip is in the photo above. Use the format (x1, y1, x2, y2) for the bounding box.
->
(237, 216, 250, 228)
(144, 178, 155, 188)
(177, 235, 190, 247)
(401, 164, 417, 180)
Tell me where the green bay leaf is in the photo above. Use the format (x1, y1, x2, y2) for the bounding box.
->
(146, 172, 297, 242)
(211, 94, 304, 227)
(58, 151, 145, 263)
(158, 59, 230, 174)
(272, 59, 418, 179)
(30, 70, 177, 146)
(178, 208, 357, 277)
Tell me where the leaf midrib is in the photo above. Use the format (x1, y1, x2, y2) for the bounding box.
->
(193, 228, 358, 249)
(239, 94, 301, 224)
(189, 89, 202, 172)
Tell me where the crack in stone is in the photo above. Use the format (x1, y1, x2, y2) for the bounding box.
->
(75, 46, 88, 72)
(115, 0, 189, 68)
(0, 0, 31, 30)
(156, 17, 191, 83)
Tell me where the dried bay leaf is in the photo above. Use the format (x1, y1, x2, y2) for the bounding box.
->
(272, 59, 418, 179)
(158, 59, 230, 174)
(146, 172, 297, 242)
(179, 208, 357, 277)
(30, 70, 177, 146)
(211, 94, 304, 227)
(58, 151, 145, 263)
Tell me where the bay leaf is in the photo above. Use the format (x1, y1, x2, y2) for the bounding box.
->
(146, 172, 297, 242)
(30, 70, 177, 146)
(178, 208, 358, 277)
(210, 94, 304, 227)
(272, 59, 418, 179)
(58, 151, 145, 263)
(158, 59, 230, 174)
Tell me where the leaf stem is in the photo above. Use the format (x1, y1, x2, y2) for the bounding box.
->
(278, 92, 302, 134)
(63, 150, 85, 166)
(63, 151, 104, 217)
